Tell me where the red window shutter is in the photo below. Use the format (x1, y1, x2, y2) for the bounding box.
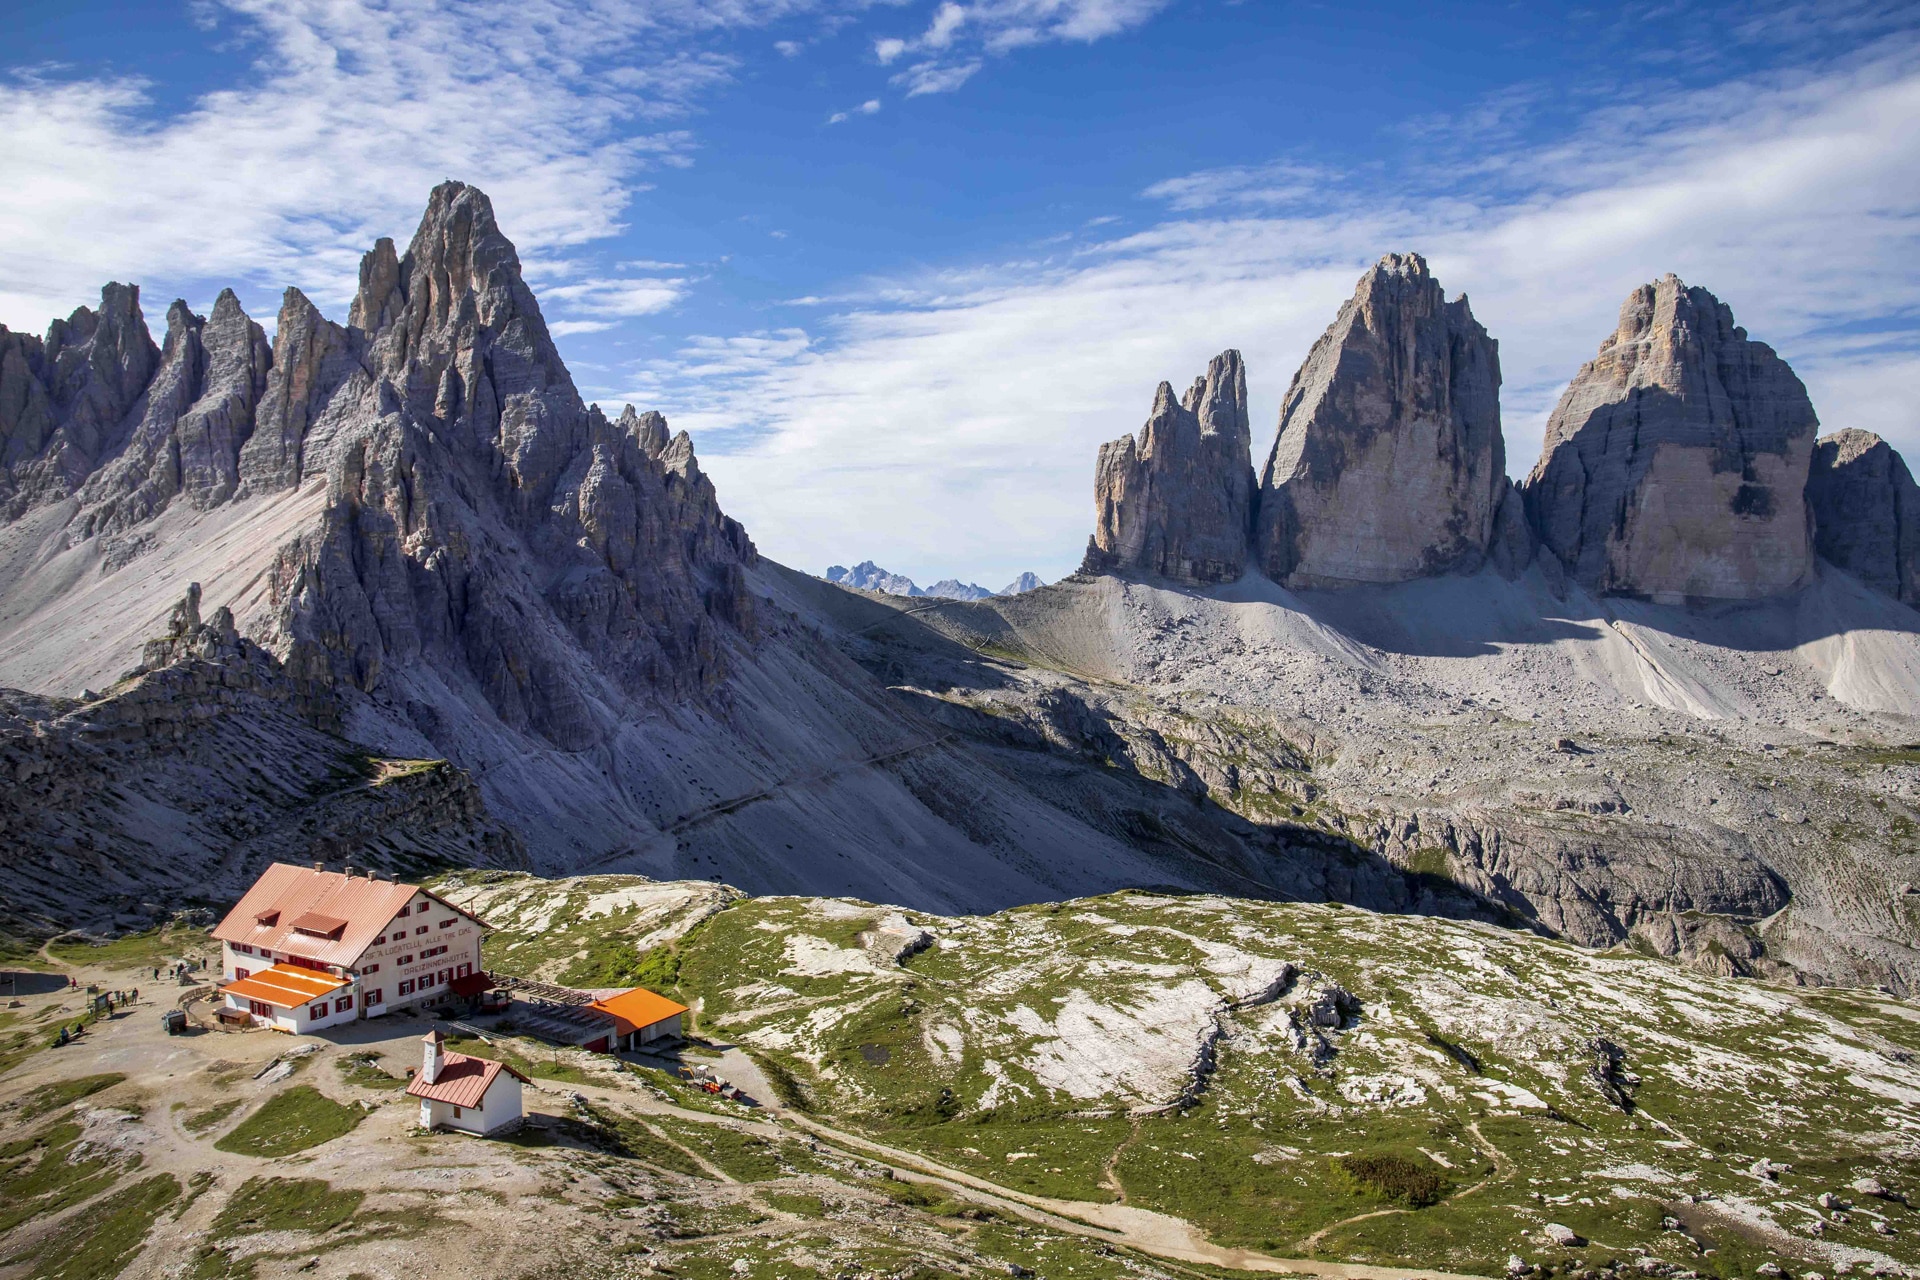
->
(235, 968, 250, 980)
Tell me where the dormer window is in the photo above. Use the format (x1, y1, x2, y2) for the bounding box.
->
(289, 911, 348, 940)
(254, 910, 279, 927)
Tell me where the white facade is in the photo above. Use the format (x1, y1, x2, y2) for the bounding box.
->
(348, 892, 484, 1018)
(416, 1074, 524, 1136)
(220, 889, 483, 1025)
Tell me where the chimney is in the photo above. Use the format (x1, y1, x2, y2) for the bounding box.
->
(422, 1028, 445, 1084)
(312, 861, 325, 872)
(343, 865, 359, 879)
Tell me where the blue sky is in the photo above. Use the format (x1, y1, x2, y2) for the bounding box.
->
(4, 0, 1918, 588)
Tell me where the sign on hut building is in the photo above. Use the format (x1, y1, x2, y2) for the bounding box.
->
(212, 862, 488, 1031)
(407, 1030, 528, 1136)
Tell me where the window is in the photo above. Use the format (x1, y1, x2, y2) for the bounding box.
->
(366, 988, 382, 1006)
(309, 1004, 327, 1020)
(452, 1106, 462, 1118)
(233, 943, 254, 955)
(399, 954, 414, 965)
(248, 999, 271, 1017)
(398, 979, 415, 996)
(456, 962, 471, 978)
(397, 904, 410, 917)
(418, 973, 436, 990)
(415, 925, 428, 936)
(360, 963, 380, 975)
(336, 995, 353, 1013)
(438, 919, 454, 930)
(235, 967, 250, 981)
(372, 935, 386, 946)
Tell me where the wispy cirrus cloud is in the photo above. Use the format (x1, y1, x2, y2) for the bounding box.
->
(872, 0, 1169, 95)
(828, 98, 883, 122)
(603, 35, 1920, 589)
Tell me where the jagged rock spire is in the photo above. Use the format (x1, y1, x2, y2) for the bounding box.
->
(1083, 349, 1255, 584)
(1256, 253, 1505, 588)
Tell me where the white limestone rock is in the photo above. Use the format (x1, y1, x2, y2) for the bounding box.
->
(1084, 348, 1255, 584)
(1524, 275, 1817, 602)
(1255, 253, 1505, 588)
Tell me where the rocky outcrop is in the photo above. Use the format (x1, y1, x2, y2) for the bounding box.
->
(237, 287, 365, 493)
(1805, 429, 1920, 604)
(1525, 275, 1817, 601)
(74, 290, 273, 536)
(1083, 349, 1255, 584)
(0, 282, 161, 515)
(0, 585, 520, 933)
(1256, 254, 1504, 588)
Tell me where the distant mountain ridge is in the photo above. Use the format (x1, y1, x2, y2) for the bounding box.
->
(824, 561, 1046, 600)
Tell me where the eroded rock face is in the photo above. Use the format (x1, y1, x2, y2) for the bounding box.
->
(0, 283, 161, 515)
(1805, 429, 1920, 604)
(75, 290, 273, 537)
(1083, 349, 1255, 584)
(1524, 275, 1817, 601)
(1255, 253, 1504, 588)
(264, 182, 757, 747)
(237, 287, 364, 493)
(0, 585, 520, 933)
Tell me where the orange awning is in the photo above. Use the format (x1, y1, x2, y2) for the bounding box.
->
(587, 986, 688, 1035)
(220, 964, 348, 1009)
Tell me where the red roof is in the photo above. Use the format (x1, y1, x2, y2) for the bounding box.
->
(220, 964, 348, 1009)
(448, 972, 492, 998)
(587, 987, 688, 1036)
(212, 864, 487, 967)
(406, 1052, 529, 1107)
(289, 911, 348, 937)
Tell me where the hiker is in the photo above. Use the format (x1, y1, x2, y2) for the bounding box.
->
(56, 1027, 68, 1046)
(131, 988, 139, 1002)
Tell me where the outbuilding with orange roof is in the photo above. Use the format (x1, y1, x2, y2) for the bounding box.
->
(586, 986, 689, 1051)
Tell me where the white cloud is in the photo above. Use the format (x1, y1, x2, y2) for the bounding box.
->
(1143, 161, 1338, 212)
(542, 276, 690, 320)
(0, 0, 822, 331)
(828, 98, 882, 123)
(625, 38, 1920, 588)
(870, 0, 1168, 97)
(890, 59, 983, 96)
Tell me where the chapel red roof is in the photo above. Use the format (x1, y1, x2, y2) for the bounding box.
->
(405, 1052, 530, 1107)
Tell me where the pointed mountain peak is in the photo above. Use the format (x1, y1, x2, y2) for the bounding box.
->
(1256, 253, 1503, 587)
(1526, 275, 1816, 601)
